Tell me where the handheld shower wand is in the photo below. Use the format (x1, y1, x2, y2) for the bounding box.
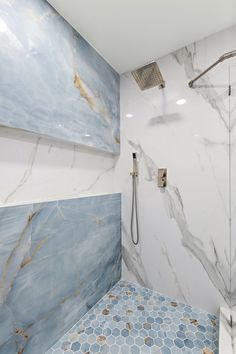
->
(130, 153, 139, 245)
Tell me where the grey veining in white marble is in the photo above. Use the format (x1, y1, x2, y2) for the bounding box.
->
(129, 141, 231, 305)
(115, 25, 236, 320)
(219, 307, 236, 353)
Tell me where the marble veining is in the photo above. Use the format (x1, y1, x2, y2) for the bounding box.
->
(219, 307, 236, 353)
(173, 46, 231, 131)
(128, 141, 230, 306)
(0, 193, 121, 354)
(4, 137, 41, 203)
(0, 127, 118, 206)
(115, 25, 236, 318)
(0, 0, 120, 154)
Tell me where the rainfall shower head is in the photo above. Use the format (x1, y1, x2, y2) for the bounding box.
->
(132, 62, 165, 91)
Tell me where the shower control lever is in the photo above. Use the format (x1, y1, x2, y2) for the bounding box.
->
(158, 168, 167, 188)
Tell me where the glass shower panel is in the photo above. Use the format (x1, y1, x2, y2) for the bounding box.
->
(218, 59, 236, 354)
(196, 62, 231, 309)
(230, 61, 236, 352)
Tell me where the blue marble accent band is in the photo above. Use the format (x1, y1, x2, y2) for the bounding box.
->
(0, 0, 120, 154)
(0, 193, 121, 354)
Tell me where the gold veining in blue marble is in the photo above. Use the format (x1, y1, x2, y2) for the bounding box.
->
(0, 194, 121, 353)
(0, 0, 120, 154)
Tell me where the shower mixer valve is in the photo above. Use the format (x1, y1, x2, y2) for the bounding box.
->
(130, 153, 138, 177)
(158, 168, 167, 188)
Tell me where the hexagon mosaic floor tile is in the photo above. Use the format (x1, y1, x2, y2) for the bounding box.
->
(46, 281, 219, 354)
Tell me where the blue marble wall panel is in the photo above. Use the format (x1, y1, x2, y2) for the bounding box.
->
(0, 0, 120, 154)
(0, 193, 121, 354)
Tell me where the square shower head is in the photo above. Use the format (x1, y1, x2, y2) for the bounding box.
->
(132, 62, 165, 90)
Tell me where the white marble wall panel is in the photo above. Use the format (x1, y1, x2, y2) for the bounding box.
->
(219, 307, 236, 353)
(219, 307, 234, 354)
(115, 25, 236, 315)
(0, 127, 118, 207)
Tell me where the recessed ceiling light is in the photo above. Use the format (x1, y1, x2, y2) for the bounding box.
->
(126, 113, 134, 118)
(176, 98, 187, 105)
(85, 133, 91, 137)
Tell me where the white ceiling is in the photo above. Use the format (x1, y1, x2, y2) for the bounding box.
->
(48, 0, 236, 74)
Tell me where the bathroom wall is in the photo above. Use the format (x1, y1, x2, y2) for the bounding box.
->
(116, 25, 236, 315)
(0, 0, 120, 154)
(0, 1, 122, 353)
(0, 194, 121, 354)
(0, 127, 118, 207)
(0, 0, 120, 207)
(219, 308, 235, 354)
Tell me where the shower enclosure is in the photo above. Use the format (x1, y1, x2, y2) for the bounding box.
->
(117, 25, 236, 354)
(185, 48, 236, 353)
(188, 53, 236, 354)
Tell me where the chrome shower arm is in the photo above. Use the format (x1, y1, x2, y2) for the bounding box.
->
(188, 50, 236, 88)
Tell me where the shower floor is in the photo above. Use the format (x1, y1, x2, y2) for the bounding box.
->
(46, 281, 219, 354)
